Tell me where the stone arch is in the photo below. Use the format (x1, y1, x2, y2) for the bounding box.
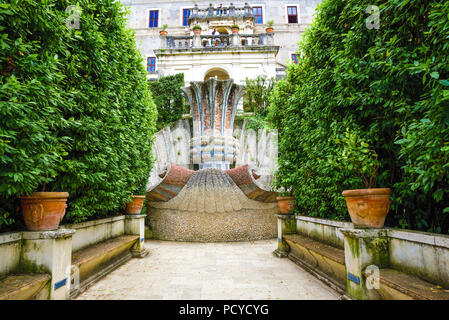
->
(203, 67, 230, 81)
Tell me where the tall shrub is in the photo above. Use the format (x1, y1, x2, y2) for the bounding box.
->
(148, 73, 186, 130)
(267, 0, 449, 234)
(0, 0, 157, 231)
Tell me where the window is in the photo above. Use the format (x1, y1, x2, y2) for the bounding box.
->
(147, 57, 156, 72)
(291, 54, 299, 64)
(253, 6, 263, 24)
(149, 10, 159, 28)
(287, 6, 298, 24)
(182, 9, 190, 26)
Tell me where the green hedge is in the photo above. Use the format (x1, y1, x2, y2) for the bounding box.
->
(148, 73, 186, 130)
(267, 0, 449, 234)
(0, 0, 157, 231)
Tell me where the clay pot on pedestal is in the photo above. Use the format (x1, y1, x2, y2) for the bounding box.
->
(265, 27, 274, 33)
(276, 196, 295, 214)
(21, 192, 69, 231)
(231, 26, 239, 34)
(342, 188, 391, 228)
(125, 195, 145, 214)
(159, 30, 168, 36)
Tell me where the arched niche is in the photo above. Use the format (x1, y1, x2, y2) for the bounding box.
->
(204, 68, 230, 81)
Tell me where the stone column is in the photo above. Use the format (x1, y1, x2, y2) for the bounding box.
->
(266, 33, 274, 45)
(160, 35, 167, 49)
(273, 214, 296, 258)
(193, 34, 202, 48)
(340, 228, 389, 300)
(231, 33, 240, 46)
(20, 229, 76, 300)
(125, 214, 148, 258)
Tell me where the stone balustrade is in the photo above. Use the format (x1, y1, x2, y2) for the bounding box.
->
(161, 33, 274, 50)
(188, 2, 254, 21)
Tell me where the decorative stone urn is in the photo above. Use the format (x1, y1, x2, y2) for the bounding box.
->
(21, 192, 69, 231)
(181, 78, 245, 170)
(342, 188, 391, 228)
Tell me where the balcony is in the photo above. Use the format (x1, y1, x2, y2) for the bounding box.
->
(159, 33, 275, 51)
(188, 3, 254, 21)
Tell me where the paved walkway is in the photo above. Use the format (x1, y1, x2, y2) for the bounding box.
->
(76, 239, 340, 300)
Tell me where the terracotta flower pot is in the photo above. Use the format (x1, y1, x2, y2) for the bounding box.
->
(193, 29, 201, 35)
(159, 30, 168, 36)
(342, 188, 391, 228)
(276, 196, 295, 214)
(265, 27, 274, 33)
(125, 195, 145, 214)
(231, 28, 239, 34)
(21, 192, 69, 231)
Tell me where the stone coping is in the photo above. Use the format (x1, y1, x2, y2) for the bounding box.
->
(22, 228, 76, 240)
(124, 214, 147, 220)
(296, 216, 353, 229)
(62, 215, 125, 230)
(155, 45, 280, 55)
(0, 216, 132, 245)
(0, 232, 22, 245)
(385, 228, 449, 249)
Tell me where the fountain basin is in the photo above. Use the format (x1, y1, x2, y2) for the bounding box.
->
(147, 165, 279, 241)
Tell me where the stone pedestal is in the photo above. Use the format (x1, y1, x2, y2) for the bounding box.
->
(193, 34, 202, 48)
(21, 229, 76, 300)
(231, 34, 240, 46)
(125, 214, 148, 258)
(273, 214, 296, 258)
(160, 35, 167, 49)
(340, 228, 389, 300)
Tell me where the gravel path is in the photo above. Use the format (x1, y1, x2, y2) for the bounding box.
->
(76, 239, 340, 300)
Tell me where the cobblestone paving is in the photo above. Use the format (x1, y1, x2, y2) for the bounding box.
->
(76, 239, 340, 300)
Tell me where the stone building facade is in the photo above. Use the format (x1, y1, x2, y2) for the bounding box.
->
(120, 0, 321, 82)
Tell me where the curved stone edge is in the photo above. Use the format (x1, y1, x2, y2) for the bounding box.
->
(146, 164, 194, 202)
(148, 207, 278, 242)
(226, 164, 278, 203)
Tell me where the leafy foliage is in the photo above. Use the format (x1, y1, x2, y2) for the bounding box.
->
(330, 128, 380, 189)
(244, 76, 275, 116)
(267, 0, 449, 233)
(0, 0, 157, 231)
(242, 76, 275, 131)
(148, 73, 186, 130)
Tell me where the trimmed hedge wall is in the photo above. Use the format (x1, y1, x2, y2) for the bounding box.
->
(0, 0, 157, 231)
(267, 0, 449, 234)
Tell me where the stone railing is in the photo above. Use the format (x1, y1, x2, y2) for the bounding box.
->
(161, 33, 274, 50)
(188, 2, 254, 20)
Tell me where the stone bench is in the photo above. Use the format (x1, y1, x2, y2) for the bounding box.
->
(0, 273, 51, 300)
(284, 234, 346, 292)
(365, 268, 449, 300)
(70, 235, 139, 298)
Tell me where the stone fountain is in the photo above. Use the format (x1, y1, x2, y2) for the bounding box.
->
(146, 78, 279, 242)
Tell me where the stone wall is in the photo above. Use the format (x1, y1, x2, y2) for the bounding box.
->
(296, 216, 353, 249)
(387, 229, 449, 288)
(63, 216, 126, 252)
